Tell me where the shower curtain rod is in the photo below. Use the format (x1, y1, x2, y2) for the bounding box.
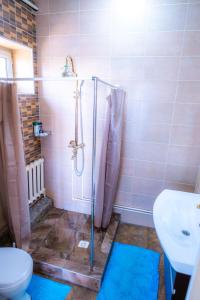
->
(0, 77, 91, 82)
(93, 77, 120, 89)
(0, 76, 120, 88)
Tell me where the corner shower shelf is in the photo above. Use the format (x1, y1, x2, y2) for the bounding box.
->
(35, 131, 51, 138)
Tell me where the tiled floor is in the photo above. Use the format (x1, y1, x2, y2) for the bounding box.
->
(68, 223, 165, 300)
(0, 212, 165, 300)
(29, 208, 120, 291)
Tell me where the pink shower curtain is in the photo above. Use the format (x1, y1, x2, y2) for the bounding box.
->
(0, 83, 30, 249)
(95, 88, 125, 229)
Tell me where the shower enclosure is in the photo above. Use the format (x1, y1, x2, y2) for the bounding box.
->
(0, 75, 121, 290)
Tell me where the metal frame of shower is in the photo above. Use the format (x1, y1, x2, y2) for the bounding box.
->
(0, 75, 119, 270)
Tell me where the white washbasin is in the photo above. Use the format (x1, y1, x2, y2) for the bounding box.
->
(153, 189, 200, 275)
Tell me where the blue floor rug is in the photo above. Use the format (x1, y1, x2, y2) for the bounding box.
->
(27, 274, 72, 300)
(97, 242, 160, 300)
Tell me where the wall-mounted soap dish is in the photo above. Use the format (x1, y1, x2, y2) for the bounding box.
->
(33, 121, 51, 138)
(36, 131, 51, 137)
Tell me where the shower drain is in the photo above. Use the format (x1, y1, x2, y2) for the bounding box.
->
(181, 230, 190, 236)
(78, 240, 89, 249)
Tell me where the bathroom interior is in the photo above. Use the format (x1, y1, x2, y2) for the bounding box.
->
(0, 0, 200, 299)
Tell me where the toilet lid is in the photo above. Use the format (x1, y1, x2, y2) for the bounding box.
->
(0, 247, 33, 287)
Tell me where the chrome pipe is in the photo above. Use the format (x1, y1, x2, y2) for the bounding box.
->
(90, 76, 98, 271)
(20, 0, 39, 11)
(95, 77, 120, 89)
(0, 77, 91, 82)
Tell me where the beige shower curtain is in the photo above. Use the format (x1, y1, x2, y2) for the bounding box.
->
(95, 88, 125, 229)
(0, 83, 30, 249)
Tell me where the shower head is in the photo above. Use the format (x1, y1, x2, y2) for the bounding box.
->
(62, 56, 77, 77)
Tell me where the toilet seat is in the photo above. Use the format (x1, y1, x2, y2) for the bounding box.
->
(0, 247, 33, 288)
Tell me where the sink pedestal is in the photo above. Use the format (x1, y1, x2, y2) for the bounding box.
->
(164, 254, 190, 300)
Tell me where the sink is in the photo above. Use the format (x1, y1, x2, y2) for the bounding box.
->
(153, 189, 200, 275)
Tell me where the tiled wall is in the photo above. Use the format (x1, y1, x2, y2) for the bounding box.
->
(0, 0, 41, 164)
(36, 0, 200, 215)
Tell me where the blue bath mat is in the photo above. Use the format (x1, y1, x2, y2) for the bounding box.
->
(27, 274, 72, 300)
(97, 242, 160, 300)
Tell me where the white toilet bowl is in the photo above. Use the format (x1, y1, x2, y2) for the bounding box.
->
(0, 247, 33, 300)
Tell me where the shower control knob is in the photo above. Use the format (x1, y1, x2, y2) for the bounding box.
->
(68, 140, 77, 148)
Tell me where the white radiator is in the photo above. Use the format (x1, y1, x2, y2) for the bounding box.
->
(26, 158, 45, 204)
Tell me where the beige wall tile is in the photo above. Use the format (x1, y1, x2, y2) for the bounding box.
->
(79, 35, 111, 57)
(145, 31, 183, 56)
(49, 12, 79, 35)
(133, 160, 165, 180)
(147, 4, 187, 31)
(111, 58, 144, 80)
(125, 99, 141, 122)
(120, 158, 135, 176)
(118, 175, 133, 193)
(176, 82, 200, 103)
(37, 57, 52, 77)
(121, 141, 135, 159)
(132, 177, 163, 196)
(164, 181, 194, 193)
(137, 123, 170, 143)
(167, 145, 200, 166)
(123, 121, 138, 142)
(134, 142, 168, 162)
(112, 2, 147, 33)
(112, 32, 145, 57)
(144, 57, 179, 80)
(139, 80, 177, 102)
(49, 36, 80, 56)
(37, 36, 51, 57)
(165, 164, 198, 185)
(179, 58, 200, 80)
(173, 103, 200, 126)
(149, 0, 187, 4)
(37, 0, 49, 14)
(49, 0, 79, 12)
(36, 14, 49, 36)
(80, 11, 111, 35)
(171, 125, 200, 146)
(186, 3, 200, 30)
(183, 31, 200, 56)
(80, 0, 111, 11)
(78, 57, 110, 77)
(141, 101, 173, 124)
(130, 194, 156, 211)
(115, 191, 132, 206)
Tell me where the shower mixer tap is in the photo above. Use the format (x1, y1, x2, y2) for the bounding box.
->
(68, 140, 85, 160)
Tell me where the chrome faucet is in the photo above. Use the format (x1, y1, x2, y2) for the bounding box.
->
(68, 140, 84, 160)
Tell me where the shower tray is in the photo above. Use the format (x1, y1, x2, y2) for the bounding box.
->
(29, 208, 120, 291)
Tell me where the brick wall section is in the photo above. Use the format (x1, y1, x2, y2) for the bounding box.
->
(18, 94, 41, 164)
(0, 0, 41, 164)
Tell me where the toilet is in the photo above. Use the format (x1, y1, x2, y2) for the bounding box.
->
(0, 247, 33, 300)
